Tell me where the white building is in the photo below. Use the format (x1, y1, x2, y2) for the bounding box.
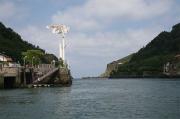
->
(0, 53, 12, 62)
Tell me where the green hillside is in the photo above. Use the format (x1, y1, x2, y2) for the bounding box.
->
(116, 54, 134, 64)
(110, 23, 180, 78)
(0, 22, 58, 63)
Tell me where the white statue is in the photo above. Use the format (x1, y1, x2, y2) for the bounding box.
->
(46, 24, 70, 62)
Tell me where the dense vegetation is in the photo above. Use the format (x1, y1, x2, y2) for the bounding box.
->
(115, 54, 134, 64)
(110, 23, 180, 77)
(0, 22, 58, 64)
(22, 50, 45, 65)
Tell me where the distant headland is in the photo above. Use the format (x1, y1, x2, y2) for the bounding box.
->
(102, 23, 180, 78)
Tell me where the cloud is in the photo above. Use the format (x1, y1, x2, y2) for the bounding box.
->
(67, 28, 160, 59)
(52, 0, 173, 31)
(0, 1, 27, 21)
(0, 1, 17, 20)
(19, 26, 59, 55)
(85, 0, 173, 20)
(52, 11, 100, 31)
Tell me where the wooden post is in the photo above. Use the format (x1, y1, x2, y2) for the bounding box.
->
(23, 68, 26, 85)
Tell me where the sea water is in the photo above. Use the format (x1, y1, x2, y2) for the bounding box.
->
(0, 78, 180, 119)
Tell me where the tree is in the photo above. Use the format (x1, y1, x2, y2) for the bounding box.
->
(22, 50, 44, 66)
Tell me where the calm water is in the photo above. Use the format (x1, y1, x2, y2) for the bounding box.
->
(0, 79, 180, 119)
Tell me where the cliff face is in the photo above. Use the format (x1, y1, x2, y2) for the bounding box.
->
(101, 62, 119, 77)
(101, 54, 133, 77)
(0, 22, 58, 63)
(105, 23, 180, 78)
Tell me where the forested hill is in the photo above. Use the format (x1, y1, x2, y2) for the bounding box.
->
(109, 23, 180, 78)
(0, 22, 58, 63)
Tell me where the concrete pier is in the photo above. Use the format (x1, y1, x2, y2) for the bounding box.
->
(0, 64, 72, 89)
(0, 67, 22, 89)
(0, 75, 3, 88)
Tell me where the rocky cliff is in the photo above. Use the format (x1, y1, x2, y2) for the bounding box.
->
(101, 54, 133, 77)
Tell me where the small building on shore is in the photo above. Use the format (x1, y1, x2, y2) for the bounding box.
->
(0, 53, 13, 62)
(163, 54, 180, 76)
(0, 53, 14, 68)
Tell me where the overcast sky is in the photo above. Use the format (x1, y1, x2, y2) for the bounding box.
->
(0, 0, 180, 78)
